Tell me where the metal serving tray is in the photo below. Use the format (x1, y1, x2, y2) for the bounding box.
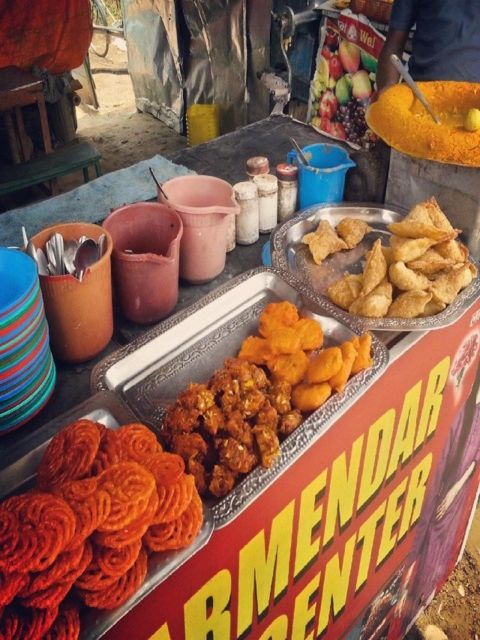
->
(0, 392, 213, 640)
(271, 204, 480, 332)
(92, 267, 389, 528)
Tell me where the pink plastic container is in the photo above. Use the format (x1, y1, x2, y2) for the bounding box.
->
(103, 203, 183, 324)
(158, 175, 240, 284)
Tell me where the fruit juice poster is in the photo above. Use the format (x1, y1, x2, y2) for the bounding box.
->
(308, 12, 385, 148)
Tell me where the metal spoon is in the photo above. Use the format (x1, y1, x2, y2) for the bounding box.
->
(52, 233, 65, 275)
(390, 54, 440, 124)
(36, 248, 49, 276)
(74, 238, 98, 282)
(149, 167, 169, 200)
(97, 234, 106, 260)
(63, 240, 78, 275)
(290, 137, 310, 166)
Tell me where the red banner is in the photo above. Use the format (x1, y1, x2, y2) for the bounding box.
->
(106, 301, 480, 640)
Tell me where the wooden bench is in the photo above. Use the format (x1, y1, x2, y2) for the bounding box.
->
(0, 141, 102, 197)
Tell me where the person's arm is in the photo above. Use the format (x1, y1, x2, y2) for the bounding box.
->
(376, 28, 410, 93)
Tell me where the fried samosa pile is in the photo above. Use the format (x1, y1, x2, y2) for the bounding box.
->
(327, 198, 477, 319)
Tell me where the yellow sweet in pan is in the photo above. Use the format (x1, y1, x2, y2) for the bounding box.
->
(366, 81, 480, 167)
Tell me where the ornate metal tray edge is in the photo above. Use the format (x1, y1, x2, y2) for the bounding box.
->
(271, 203, 480, 332)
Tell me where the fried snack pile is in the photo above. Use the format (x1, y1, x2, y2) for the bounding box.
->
(0, 420, 203, 639)
(240, 302, 372, 414)
(303, 218, 373, 264)
(327, 198, 478, 318)
(161, 302, 373, 500)
(161, 358, 301, 499)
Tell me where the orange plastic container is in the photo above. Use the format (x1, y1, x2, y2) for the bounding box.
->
(31, 222, 113, 364)
(158, 175, 240, 284)
(103, 203, 183, 324)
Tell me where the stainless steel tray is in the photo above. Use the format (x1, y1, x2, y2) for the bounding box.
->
(91, 267, 389, 528)
(271, 203, 480, 332)
(0, 393, 214, 640)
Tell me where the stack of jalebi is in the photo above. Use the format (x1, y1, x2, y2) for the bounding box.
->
(0, 420, 203, 639)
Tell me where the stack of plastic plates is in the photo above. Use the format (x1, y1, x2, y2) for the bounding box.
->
(0, 248, 56, 434)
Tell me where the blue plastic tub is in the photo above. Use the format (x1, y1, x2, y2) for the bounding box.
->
(288, 143, 355, 209)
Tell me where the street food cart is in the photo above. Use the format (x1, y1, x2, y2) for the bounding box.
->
(0, 116, 479, 640)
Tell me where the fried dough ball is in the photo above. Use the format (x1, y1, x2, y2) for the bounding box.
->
(203, 405, 225, 436)
(267, 351, 310, 386)
(238, 336, 275, 365)
(252, 425, 280, 468)
(329, 341, 358, 393)
(278, 410, 302, 436)
(292, 383, 332, 412)
(350, 334, 373, 375)
(223, 411, 254, 447)
(268, 381, 292, 415)
(306, 347, 343, 384)
(257, 401, 278, 430)
(259, 301, 299, 338)
(218, 438, 257, 474)
(295, 318, 324, 351)
(188, 457, 209, 496)
(209, 465, 237, 498)
(170, 432, 208, 462)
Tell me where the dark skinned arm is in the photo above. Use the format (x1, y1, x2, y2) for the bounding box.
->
(376, 28, 410, 93)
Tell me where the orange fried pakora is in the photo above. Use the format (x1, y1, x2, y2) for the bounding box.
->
(259, 301, 300, 338)
(350, 334, 373, 375)
(295, 318, 324, 351)
(292, 383, 332, 412)
(268, 327, 302, 355)
(306, 347, 343, 384)
(238, 336, 275, 365)
(267, 351, 310, 386)
(329, 341, 357, 393)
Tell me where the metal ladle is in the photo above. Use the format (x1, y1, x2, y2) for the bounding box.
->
(390, 54, 440, 124)
(74, 238, 98, 282)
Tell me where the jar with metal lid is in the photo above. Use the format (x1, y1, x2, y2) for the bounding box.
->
(253, 174, 278, 234)
(246, 156, 270, 180)
(233, 181, 259, 245)
(276, 163, 298, 222)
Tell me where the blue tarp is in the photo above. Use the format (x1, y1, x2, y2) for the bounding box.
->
(0, 155, 194, 247)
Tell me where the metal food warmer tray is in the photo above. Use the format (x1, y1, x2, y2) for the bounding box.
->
(91, 267, 389, 529)
(270, 203, 480, 332)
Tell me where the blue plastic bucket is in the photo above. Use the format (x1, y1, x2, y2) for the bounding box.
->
(287, 143, 355, 209)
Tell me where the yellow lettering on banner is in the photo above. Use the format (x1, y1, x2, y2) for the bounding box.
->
(258, 615, 289, 640)
(316, 533, 356, 636)
(294, 470, 327, 579)
(355, 502, 387, 592)
(184, 569, 231, 640)
(323, 435, 364, 548)
(376, 478, 408, 566)
(237, 501, 295, 638)
(148, 623, 172, 640)
(357, 410, 395, 511)
(398, 453, 433, 540)
(415, 357, 450, 449)
(386, 381, 422, 481)
(292, 572, 321, 640)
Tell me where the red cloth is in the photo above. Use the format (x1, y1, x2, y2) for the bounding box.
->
(0, 0, 92, 74)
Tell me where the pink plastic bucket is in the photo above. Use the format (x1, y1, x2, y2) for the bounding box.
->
(103, 202, 183, 324)
(158, 175, 240, 284)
